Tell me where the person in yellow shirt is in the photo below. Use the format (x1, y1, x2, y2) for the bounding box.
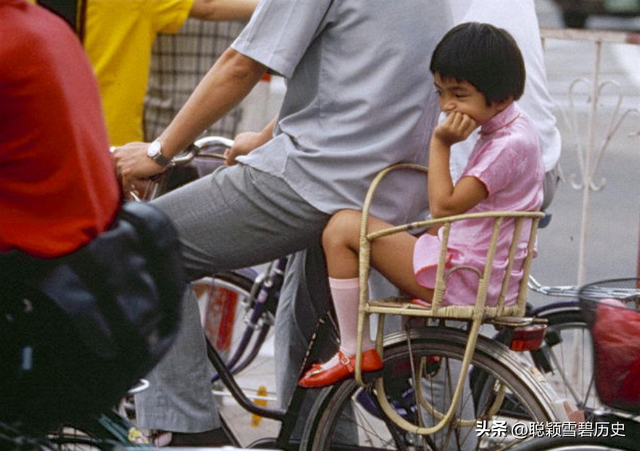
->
(31, 0, 258, 445)
(83, 0, 257, 146)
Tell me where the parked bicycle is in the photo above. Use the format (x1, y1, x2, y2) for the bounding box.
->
(481, 276, 601, 420)
(508, 277, 640, 451)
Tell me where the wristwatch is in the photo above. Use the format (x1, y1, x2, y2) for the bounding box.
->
(147, 139, 174, 168)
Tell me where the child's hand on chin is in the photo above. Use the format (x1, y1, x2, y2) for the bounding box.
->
(434, 112, 478, 147)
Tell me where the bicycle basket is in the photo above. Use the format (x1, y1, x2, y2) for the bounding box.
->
(578, 278, 640, 413)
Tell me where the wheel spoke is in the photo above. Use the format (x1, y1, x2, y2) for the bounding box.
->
(302, 328, 556, 451)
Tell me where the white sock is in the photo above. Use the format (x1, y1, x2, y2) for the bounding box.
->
(329, 277, 374, 357)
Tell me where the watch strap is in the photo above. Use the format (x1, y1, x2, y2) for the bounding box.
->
(149, 140, 174, 168)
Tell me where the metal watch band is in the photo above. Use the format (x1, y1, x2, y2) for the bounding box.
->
(152, 151, 173, 168)
(148, 140, 174, 168)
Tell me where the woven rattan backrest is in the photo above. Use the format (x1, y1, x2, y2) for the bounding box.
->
(359, 164, 543, 321)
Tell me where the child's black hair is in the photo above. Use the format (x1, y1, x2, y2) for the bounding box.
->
(430, 22, 526, 105)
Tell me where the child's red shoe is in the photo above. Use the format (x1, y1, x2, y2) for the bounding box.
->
(298, 349, 383, 388)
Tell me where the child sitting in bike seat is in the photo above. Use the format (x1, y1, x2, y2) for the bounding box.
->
(299, 22, 544, 388)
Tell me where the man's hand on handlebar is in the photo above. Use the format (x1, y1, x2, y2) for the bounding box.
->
(112, 142, 166, 197)
(224, 131, 265, 166)
(225, 115, 277, 166)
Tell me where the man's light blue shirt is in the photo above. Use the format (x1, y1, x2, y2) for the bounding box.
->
(233, 0, 453, 224)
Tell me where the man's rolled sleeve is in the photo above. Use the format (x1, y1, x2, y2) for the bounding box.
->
(231, 0, 334, 78)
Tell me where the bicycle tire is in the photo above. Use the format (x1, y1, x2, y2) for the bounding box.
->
(193, 271, 273, 377)
(509, 434, 637, 451)
(532, 307, 597, 413)
(301, 327, 557, 451)
(477, 305, 598, 418)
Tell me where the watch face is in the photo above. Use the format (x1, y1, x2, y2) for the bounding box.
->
(147, 141, 161, 158)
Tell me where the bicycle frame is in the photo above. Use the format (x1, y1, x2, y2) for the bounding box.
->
(209, 258, 284, 383)
(146, 137, 319, 449)
(205, 307, 341, 450)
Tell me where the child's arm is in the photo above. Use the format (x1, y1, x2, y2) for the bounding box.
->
(428, 112, 487, 218)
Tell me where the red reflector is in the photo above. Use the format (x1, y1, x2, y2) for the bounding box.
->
(509, 324, 547, 352)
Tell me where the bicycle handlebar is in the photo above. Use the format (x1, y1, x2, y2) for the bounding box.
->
(528, 274, 640, 301)
(131, 136, 234, 201)
(527, 275, 580, 298)
(168, 136, 233, 167)
(194, 136, 234, 152)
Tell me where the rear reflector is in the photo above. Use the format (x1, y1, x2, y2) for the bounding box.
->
(509, 323, 548, 352)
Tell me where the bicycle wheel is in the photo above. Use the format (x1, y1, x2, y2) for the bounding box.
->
(530, 307, 598, 414)
(481, 304, 598, 418)
(301, 327, 557, 451)
(193, 271, 274, 377)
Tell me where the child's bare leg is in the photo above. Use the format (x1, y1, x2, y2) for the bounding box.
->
(299, 210, 433, 387)
(323, 210, 433, 301)
(322, 210, 433, 355)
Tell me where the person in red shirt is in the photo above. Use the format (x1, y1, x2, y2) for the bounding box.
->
(0, 1, 153, 430)
(0, 0, 119, 259)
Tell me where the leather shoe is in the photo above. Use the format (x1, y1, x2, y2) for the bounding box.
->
(298, 349, 383, 388)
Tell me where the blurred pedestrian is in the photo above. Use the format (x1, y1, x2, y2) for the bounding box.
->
(1, 0, 119, 425)
(83, 0, 257, 146)
(144, 19, 248, 142)
(1, 0, 118, 260)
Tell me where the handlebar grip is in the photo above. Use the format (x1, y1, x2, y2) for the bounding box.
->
(194, 136, 234, 151)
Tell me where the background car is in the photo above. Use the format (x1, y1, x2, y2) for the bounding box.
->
(553, 0, 640, 28)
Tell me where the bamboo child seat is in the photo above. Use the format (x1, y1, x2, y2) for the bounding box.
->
(354, 163, 544, 435)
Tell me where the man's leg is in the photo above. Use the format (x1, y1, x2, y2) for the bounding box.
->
(135, 164, 330, 433)
(136, 288, 219, 432)
(275, 246, 359, 443)
(275, 247, 336, 410)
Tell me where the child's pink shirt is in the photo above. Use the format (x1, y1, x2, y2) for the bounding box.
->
(413, 102, 544, 306)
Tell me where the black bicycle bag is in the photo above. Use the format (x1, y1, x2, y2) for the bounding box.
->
(0, 201, 185, 431)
